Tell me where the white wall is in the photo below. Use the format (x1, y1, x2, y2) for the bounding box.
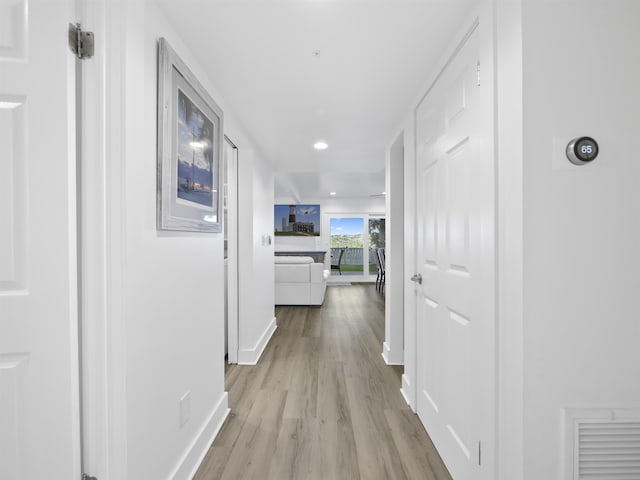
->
(238, 148, 276, 364)
(520, 1, 640, 478)
(101, 0, 275, 477)
(121, 4, 228, 478)
(400, 3, 640, 479)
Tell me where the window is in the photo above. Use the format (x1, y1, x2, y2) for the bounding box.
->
(368, 217, 385, 276)
(327, 214, 385, 279)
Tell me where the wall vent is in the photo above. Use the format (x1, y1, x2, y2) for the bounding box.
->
(565, 408, 640, 480)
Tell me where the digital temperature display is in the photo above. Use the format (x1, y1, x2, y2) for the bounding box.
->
(566, 137, 599, 165)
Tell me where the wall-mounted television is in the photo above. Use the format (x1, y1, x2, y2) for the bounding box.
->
(274, 204, 320, 236)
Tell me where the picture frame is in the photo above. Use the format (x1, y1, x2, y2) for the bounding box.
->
(157, 37, 224, 232)
(274, 204, 321, 236)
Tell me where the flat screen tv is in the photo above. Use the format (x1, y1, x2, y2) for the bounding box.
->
(274, 204, 320, 236)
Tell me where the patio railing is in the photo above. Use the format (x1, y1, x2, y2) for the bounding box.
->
(330, 247, 380, 273)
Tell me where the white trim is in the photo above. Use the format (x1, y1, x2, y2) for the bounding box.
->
(169, 393, 230, 480)
(78, 0, 130, 478)
(224, 138, 239, 364)
(68, 1, 82, 473)
(384, 132, 405, 368)
(403, 112, 418, 413)
(400, 374, 415, 412)
(238, 317, 277, 365)
(107, 0, 134, 478)
(495, 1, 524, 479)
(381, 342, 403, 366)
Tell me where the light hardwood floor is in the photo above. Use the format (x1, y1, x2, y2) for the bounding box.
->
(194, 284, 452, 480)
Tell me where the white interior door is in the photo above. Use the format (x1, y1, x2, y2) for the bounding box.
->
(0, 1, 81, 478)
(414, 22, 495, 480)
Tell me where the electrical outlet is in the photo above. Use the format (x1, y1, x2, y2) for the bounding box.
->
(179, 391, 191, 428)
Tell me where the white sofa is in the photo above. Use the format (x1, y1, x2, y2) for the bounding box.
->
(274, 256, 330, 306)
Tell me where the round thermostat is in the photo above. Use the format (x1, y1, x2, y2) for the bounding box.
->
(566, 136, 599, 165)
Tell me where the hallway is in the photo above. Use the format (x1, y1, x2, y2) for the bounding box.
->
(195, 285, 451, 480)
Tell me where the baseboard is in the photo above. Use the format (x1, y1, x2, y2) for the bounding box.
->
(238, 316, 277, 365)
(170, 392, 230, 480)
(382, 341, 404, 365)
(401, 374, 415, 412)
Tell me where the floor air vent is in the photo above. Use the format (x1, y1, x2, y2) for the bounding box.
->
(565, 409, 640, 480)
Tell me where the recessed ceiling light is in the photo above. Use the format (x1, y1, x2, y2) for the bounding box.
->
(313, 141, 328, 150)
(329, 192, 337, 196)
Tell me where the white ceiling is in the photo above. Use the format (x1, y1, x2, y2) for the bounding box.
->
(156, 0, 476, 199)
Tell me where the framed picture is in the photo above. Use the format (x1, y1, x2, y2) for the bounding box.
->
(157, 37, 224, 232)
(274, 204, 321, 236)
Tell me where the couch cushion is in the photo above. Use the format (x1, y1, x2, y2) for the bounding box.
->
(275, 263, 310, 283)
(274, 255, 314, 264)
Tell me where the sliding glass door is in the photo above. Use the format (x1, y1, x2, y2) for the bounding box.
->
(327, 214, 385, 281)
(330, 217, 365, 275)
(368, 217, 385, 276)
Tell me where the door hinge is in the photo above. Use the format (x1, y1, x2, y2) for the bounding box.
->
(69, 23, 95, 60)
(82, 474, 98, 480)
(478, 440, 482, 466)
(476, 61, 481, 86)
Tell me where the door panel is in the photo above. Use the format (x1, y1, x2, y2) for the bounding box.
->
(0, 0, 80, 478)
(415, 23, 494, 480)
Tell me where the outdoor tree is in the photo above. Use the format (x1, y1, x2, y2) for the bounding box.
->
(369, 218, 386, 248)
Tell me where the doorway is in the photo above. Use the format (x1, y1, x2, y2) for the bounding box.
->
(224, 136, 239, 364)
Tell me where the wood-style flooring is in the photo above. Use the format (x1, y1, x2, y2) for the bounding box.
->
(194, 284, 452, 480)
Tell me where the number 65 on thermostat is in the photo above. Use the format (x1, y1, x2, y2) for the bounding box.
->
(566, 136, 599, 165)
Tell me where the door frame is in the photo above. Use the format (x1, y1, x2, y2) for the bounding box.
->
(224, 135, 239, 364)
(78, 0, 130, 477)
(383, 132, 405, 366)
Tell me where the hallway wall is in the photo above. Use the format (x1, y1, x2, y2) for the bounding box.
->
(520, 1, 640, 478)
(114, 1, 274, 477)
(400, 1, 640, 478)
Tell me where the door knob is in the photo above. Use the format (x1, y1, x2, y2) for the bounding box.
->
(410, 273, 422, 285)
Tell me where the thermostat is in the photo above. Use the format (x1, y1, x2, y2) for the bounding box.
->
(566, 136, 599, 165)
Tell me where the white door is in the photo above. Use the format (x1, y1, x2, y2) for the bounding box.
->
(0, 1, 81, 478)
(414, 23, 495, 480)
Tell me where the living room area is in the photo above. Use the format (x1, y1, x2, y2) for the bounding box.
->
(273, 190, 386, 307)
